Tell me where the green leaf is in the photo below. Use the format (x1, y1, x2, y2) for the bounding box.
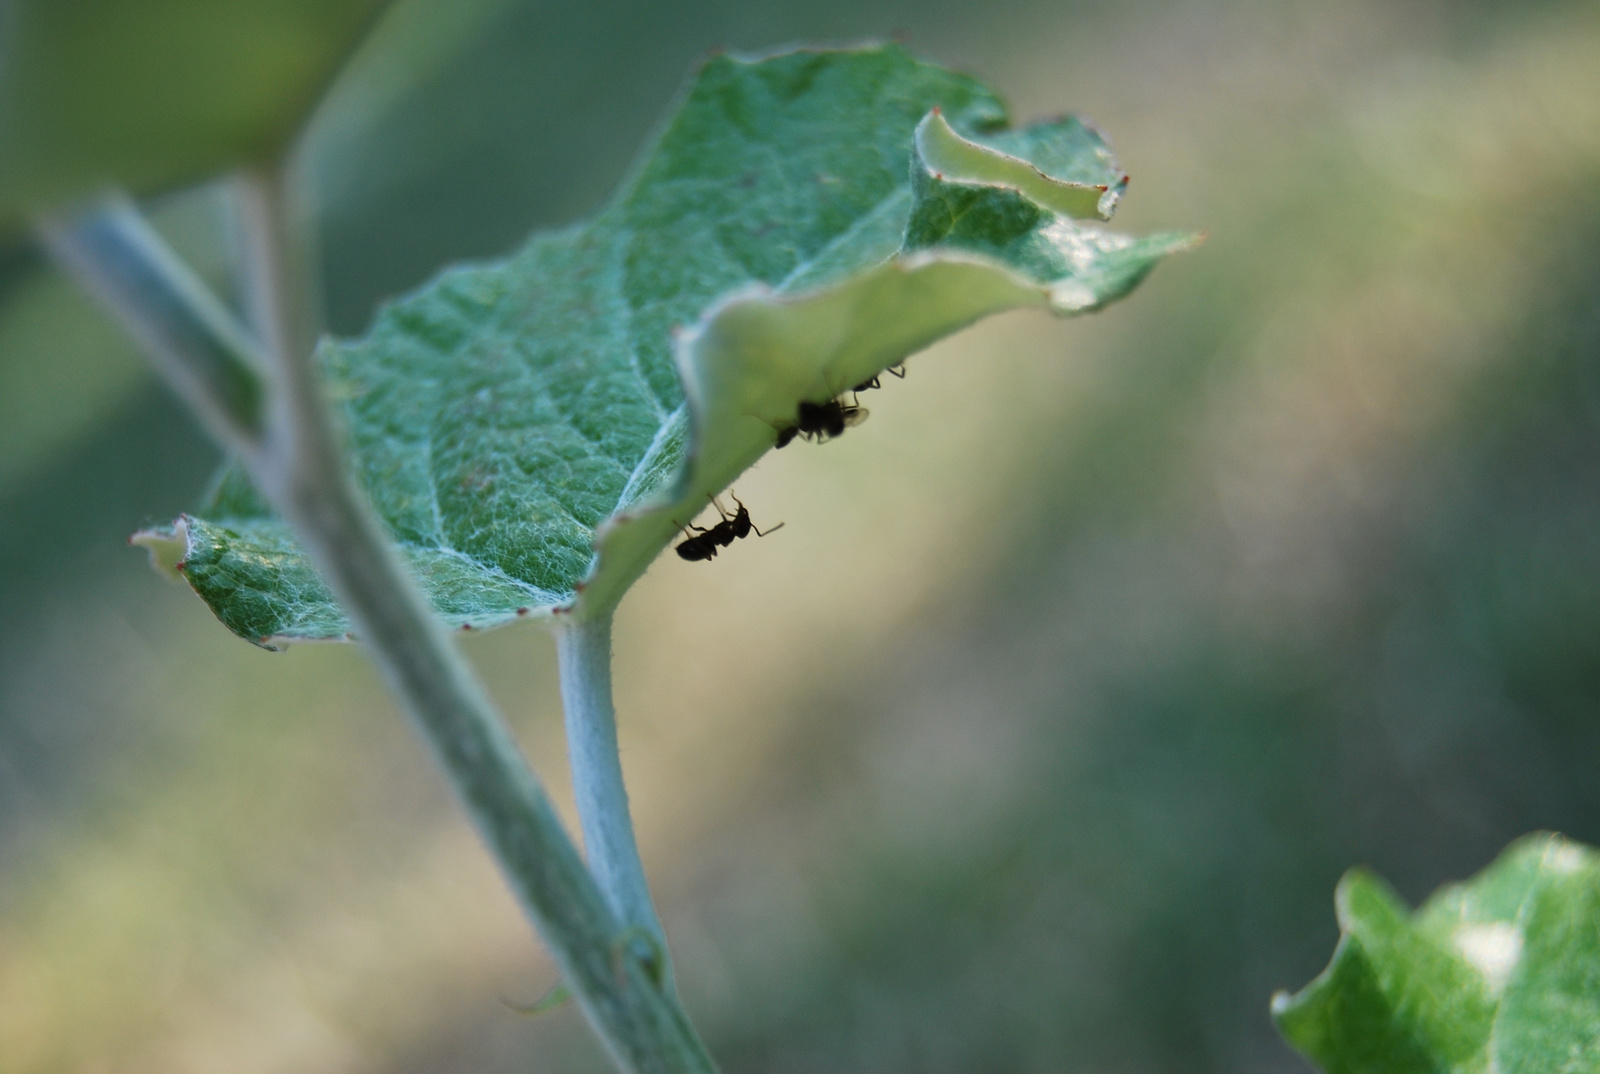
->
(138, 43, 1194, 646)
(0, 0, 392, 231)
(1273, 832, 1600, 1074)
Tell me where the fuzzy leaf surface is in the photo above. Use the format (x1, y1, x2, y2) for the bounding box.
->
(1273, 832, 1600, 1074)
(139, 44, 1193, 645)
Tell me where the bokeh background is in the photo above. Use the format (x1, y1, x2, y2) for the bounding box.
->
(4, 0, 1600, 1070)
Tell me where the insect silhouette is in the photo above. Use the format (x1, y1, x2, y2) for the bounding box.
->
(851, 363, 907, 394)
(674, 493, 784, 561)
(773, 396, 868, 448)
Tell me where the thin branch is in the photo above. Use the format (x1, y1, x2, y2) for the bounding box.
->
(36, 177, 718, 1074)
(36, 193, 266, 459)
(557, 612, 673, 985)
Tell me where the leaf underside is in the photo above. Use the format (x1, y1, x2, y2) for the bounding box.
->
(137, 43, 1194, 646)
(1273, 832, 1600, 1074)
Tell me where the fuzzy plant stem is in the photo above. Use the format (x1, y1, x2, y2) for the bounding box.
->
(36, 178, 717, 1074)
(556, 613, 673, 984)
(35, 193, 267, 456)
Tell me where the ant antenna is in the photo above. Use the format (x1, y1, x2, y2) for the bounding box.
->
(752, 520, 785, 538)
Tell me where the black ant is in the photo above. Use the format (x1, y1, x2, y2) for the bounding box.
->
(674, 523, 722, 561)
(674, 493, 784, 561)
(773, 396, 869, 448)
(851, 363, 907, 394)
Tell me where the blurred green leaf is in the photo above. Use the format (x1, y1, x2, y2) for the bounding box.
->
(0, 0, 391, 232)
(139, 44, 1191, 645)
(0, 268, 147, 495)
(1274, 833, 1600, 1074)
(0, 185, 236, 496)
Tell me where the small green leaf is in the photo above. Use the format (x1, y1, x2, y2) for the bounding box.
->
(501, 983, 573, 1016)
(1273, 832, 1600, 1074)
(0, 0, 392, 231)
(142, 44, 1194, 645)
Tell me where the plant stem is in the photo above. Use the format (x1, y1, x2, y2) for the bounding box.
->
(557, 612, 673, 984)
(35, 194, 266, 458)
(35, 177, 717, 1074)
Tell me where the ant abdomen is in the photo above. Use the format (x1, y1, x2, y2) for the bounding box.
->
(674, 493, 783, 562)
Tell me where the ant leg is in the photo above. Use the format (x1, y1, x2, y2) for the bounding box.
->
(887, 363, 907, 378)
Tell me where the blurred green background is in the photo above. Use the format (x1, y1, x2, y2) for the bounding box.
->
(3, 0, 1600, 1070)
